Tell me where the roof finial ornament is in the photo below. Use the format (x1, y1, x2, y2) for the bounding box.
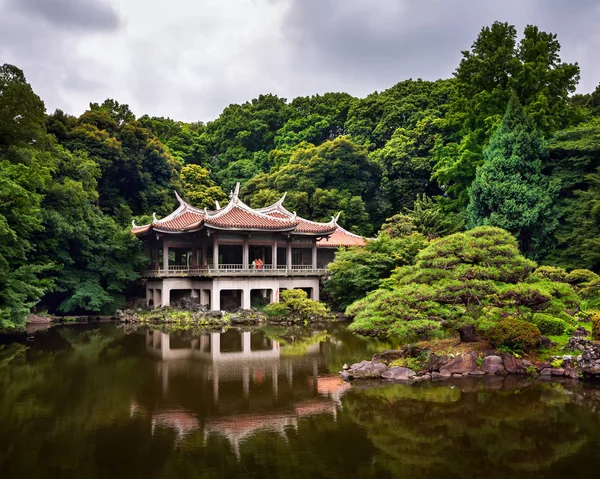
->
(292, 211, 297, 220)
(204, 207, 209, 216)
(229, 189, 233, 199)
(215, 200, 220, 209)
(232, 182, 240, 203)
(152, 212, 158, 223)
(132, 220, 137, 227)
(334, 211, 341, 224)
(276, 191, 287, 206)
(174, 190, 185, 205)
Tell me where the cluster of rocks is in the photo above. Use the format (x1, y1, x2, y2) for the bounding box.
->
(340, 349, 583, 382)
(564, 337, 600, 378)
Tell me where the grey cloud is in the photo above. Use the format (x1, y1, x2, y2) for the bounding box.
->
(8, 0, 120, 31)
(281, 0, 600, 96)
(1, 0, 599, 124)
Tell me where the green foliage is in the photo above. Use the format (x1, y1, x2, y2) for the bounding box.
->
(485, 318, 541, 351)
(467, 97, 558, 259)
(346, 226, 580, 339)
(591, 312, 600, 340)
(433, 22, 580, 210)
(243, 136, 378, 235)
(324, 233, 427, 309)
(264, 289, 330, 321)
(380, 194, 460, 239)
(529, 313, 569, 336)
(180, 164, 227, 208)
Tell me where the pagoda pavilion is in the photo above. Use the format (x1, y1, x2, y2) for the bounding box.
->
(131, 183, 365, 310)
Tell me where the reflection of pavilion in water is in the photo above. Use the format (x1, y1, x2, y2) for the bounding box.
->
(134, 328, 349, 456)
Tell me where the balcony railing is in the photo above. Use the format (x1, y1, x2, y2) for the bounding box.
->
(141, 264, 327, 278)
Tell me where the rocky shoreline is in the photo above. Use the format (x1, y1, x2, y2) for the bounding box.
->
(341, 337, 600, 383)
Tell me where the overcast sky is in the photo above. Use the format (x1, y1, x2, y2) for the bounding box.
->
(1, 0, 599, 123)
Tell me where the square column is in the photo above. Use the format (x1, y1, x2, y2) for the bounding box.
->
(243, 237, 249, 269)
(201, 246, 207, 267)
(211, 287, 220, 311)
(272, 238, 278, 269)
(212, 235, 219, 270)
(286, 241, 292, 270)
(191, 245, 198, 267)
(242, 288, 251, 309)
(162, 238, 169, 273)
(312, 243, 317, 270)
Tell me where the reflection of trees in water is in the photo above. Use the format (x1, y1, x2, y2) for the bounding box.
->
(3, 325, 600, 478)
(0, 325, 150, 478)
(341, 381, 600, 478)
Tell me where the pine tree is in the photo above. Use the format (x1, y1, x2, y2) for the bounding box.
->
(467, 96, 558, 259)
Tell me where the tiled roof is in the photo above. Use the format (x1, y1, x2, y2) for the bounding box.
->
(317, 226, 366, 248)
(205, 204, 298, 231)
(155, 210, 204, 231)
(131, 185, 363, 242)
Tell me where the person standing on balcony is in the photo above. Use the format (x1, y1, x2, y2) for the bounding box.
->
(251, 259, 256, 270)
(256, 258, 263, 269)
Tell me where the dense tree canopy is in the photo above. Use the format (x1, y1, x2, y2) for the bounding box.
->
(1, 20, 600, 329)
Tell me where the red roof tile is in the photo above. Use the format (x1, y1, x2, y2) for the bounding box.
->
(155, 210, 204, 231)
(317, 227, 366, 247)
(205, 205, 298, 231)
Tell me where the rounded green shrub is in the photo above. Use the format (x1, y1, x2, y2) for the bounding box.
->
(486, 318, 541, 351)
(529, 313, 569, 335)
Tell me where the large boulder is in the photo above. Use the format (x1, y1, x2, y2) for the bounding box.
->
(481, 355, 504, 374)
(439, 352, 478, 375)
(27, 314, 51, 324)
(346, 361, 388, 379)
(425, 354, 449, 372)
(381, 366, 416, 380)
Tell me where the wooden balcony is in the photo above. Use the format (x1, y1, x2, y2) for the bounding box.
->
(141, 264, 328, 278)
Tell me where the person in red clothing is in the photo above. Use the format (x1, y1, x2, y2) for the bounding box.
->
(256, 258, 263, 269)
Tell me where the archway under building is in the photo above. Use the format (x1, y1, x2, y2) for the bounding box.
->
(220, 289, 243, 311)
(250, 289, 272, 308)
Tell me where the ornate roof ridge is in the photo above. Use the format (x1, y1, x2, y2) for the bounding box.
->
(258, 192, 337, 228)
(205, 183, 298, 225)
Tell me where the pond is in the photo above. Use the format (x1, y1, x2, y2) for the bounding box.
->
(1, 323, 600, 479)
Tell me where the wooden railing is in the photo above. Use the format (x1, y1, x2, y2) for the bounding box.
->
(141, 264, 327, 278)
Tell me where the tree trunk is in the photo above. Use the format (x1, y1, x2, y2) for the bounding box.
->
(458, 324, 478, 342)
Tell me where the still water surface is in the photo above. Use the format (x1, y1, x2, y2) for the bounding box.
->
(1, 323, 600, 479)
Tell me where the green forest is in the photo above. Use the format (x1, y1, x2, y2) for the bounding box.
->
(1, 21, 600, 330)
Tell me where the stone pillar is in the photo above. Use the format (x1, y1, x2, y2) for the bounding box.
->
(162, 286, 170, 307)
(286, 241, 292, 270)
(242, 288, 251, 309)
(201, 245, 207, 267)
(146, 287, 153, 306)
(153, 289, 161, 309)
(272, 288, 278, 303)
(162, 238, 169, 273)
(201, 289, 210, 306)
(243, 237, 249, 269)
(312, 285, 319, 302)
(212, 235, 219, 270)
(211, 286, 220, 311)
(191, 289, 199, 298)
(272, 238, 278, 269)
(312, 243, 317, 270)
(191, 244, 198, 267)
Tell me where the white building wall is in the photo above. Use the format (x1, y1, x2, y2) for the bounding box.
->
(146, 276, 321, 310)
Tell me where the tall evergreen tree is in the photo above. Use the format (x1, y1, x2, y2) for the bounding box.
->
(467, 97, 558, 259)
